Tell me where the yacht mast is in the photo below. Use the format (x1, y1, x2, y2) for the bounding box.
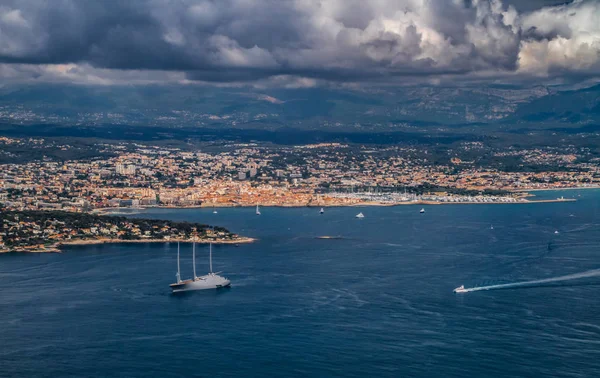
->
(192, 240, 197, 279)
(176, 242, 181, 283)
(209, 243, 213, 273)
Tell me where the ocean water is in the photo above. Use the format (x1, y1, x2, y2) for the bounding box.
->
(2, 189, 600, 377)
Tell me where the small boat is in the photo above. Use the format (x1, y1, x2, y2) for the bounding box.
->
(453, 285, 468, 293)
(170, 242, 231, 293)
(320, 207, 324, 214)
(490, 225, 494, 230)
(420, 208, 425, 213)
(554, 230, 559, 234)
(356, 212, 365, 219)
(256, 204, 261, 215)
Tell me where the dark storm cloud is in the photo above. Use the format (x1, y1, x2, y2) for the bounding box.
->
(503, 0, 575, 12)
(0, 0, 598, 84)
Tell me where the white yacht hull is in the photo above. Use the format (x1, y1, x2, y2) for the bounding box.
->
(171, 274, 231, 293)
(453, 285, 468, 293)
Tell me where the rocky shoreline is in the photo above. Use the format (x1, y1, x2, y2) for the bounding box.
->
(1, 236, 256, 254)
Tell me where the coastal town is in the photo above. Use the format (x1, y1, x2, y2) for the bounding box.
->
(2, 135, 591, 253)
(0, 136, 596, 213)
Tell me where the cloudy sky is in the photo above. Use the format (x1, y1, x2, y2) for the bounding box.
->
(0, 0, 598, 87)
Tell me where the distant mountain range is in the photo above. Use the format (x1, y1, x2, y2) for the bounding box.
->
(0, 83, 598, 130)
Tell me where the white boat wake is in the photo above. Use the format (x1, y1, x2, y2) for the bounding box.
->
(457, 268, 600, 293)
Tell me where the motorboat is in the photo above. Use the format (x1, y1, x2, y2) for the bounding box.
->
(453, 285, 468, 293)
(356, 212, 365, 219)
(256, 204, 261, 215)
(420, 208, 425, 213)
(320, 207, 324, 214)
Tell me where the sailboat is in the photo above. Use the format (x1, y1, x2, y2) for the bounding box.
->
(320, 207, 324, 214)
(256, 204, 261, 215)
(170, 241, 231, 293)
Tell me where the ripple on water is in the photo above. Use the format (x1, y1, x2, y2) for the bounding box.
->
(2, 199, 600, 377)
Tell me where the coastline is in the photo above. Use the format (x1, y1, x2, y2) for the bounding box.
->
(387, 198, 577, 205)
(2, 193, 580, 254)
(344, 198, 576, 206)
(95, 197, 576, 213)
(58, 236, 256, 247)
(513, 186, 600, 192)
(1, 236, 256, 254)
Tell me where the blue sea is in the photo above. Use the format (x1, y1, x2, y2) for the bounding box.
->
(2, 189, 600, 377)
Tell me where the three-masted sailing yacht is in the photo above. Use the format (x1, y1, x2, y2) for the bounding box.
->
(170, 241, 231, 293)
